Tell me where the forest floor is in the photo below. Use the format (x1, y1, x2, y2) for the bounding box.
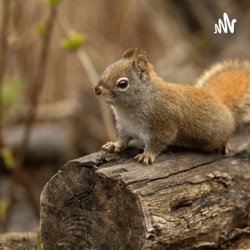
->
(0, 165, 58, 249)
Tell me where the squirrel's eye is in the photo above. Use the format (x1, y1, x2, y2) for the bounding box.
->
(117, 77, 129, 91)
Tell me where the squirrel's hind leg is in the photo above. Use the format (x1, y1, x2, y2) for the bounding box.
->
(220, 142, 232, 155)
(201, 142, 232, 155)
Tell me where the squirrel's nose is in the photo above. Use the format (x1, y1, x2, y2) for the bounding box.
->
(95, 85, 102, 95)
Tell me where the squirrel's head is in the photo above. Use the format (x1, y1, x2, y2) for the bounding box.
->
(95, 48, 153, 105)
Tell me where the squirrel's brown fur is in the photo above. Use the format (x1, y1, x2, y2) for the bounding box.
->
(95, 48, 250, 165)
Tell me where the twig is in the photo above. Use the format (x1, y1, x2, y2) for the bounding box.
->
(2, 5, 57, 231)
(0, 0, 11, 233)
(17, 6, 57, 165)
(13, 5, 57, 218)
(76, 49, 117, 141)
(0, 0, 10, 147)
(55, 6, 117, 141)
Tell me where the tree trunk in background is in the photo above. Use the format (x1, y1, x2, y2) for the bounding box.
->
(40, 126, 250, 250)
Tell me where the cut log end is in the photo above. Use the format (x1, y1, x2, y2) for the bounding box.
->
(40, 151, 145, 249)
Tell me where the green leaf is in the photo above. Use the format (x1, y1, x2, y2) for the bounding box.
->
(22, 234, 32, 250)
(37, 231, 42, 250)
(22, 241, 28, 250)
(0, 200, 6, 219)
(61, 32, 84, 51)
(1, 76, 25, 122)
(35, 24, 47, 39)
(43, 0, 61, 6)
(2, 147, 14, 169)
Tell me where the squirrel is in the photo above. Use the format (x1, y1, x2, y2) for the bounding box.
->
(95, 48, 250, 165)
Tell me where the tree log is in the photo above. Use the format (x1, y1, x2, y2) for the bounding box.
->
(40, 126, 250, 250)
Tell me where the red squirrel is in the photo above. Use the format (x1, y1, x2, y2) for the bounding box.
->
(95, 48, 250, 165)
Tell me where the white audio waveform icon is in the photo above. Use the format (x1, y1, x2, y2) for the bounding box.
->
(214, 13, 237, 34)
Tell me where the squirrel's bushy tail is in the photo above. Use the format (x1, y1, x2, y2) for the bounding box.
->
(196, 60, 250, 126)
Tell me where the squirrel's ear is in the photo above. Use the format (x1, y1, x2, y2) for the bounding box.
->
(122, 48, 138, 59)
(134, 54, 149, 72)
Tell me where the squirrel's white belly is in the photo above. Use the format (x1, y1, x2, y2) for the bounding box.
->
(123, 117, 148, 142)
(112, 107, 149, 144)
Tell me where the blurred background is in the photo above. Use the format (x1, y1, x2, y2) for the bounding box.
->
(0, 0, 250, 235)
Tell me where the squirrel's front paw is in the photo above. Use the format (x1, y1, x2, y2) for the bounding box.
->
(134, 152, 155, 165)
(101, 142, 124, 153)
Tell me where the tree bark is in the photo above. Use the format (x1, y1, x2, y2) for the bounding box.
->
(40, 126, 250, 250)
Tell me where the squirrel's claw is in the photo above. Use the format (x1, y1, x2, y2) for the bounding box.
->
(135, 152, 155, 165)
(101, 141, 124, 153)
